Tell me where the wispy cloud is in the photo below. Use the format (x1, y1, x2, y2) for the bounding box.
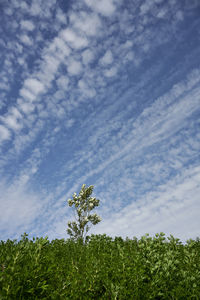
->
(0, 179, 44, 239)
(94, 165, 200, 241)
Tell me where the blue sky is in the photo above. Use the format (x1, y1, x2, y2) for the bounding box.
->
(0, 0, 200, 242)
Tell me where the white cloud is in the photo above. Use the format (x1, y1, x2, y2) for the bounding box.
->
(140, 0, 154, 15)
(156, 7, 168, 18)
(2, 114, 22, 131)
(122, 40, 133, 49)
(20, 88, 36, 102)
(1, 107, 23, 132)
(93, 166, 200, 241)
(19, 1, 29, 10)
(29, 1, 41, 16)
(61, 29, 88, 49)
(0, 181, 44, 239)
(84, 0, 116, 16)
(56, 8, 67, 24)
(4, 7, 13, 16)
(18, 57, 26, 65)
(67, 59, 83, 76)
(104, 66, 118, 77)
(175, 10, 184, 21)
(0, 125, 11, 142)
(20, 20, 35, 31)
(17, 99, 35, 114)
(82, 49, 94, 65)
(20, 34, 33, 46)
(0, 80, 9, 91)
(24, 78, 46, 95)
(70, 12, 101, 36)
(99, 50, 113, 66)
(125, 51, 135, 62)
(66, 118, 75, 128)
(60, 68, 200, 207)
(78, 79, 87, 90)
(78, 79, 96, 98)
(10, 107, 22, 119)
(49, 37, 71, 58)
(36, 55, 60, 86)
(56, 76, 69, 90)
(43, 55, 60, 74)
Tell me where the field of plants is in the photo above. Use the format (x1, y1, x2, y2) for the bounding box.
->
(0, 233, 199, 299)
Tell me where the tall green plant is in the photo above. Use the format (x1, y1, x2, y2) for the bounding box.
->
(67, 184, 101, 242)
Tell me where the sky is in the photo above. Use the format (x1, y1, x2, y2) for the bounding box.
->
(0, 0, 200, 243)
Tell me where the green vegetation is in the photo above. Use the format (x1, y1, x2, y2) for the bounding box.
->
(0, 185, 199, 298)
(0, 232, 199, 299)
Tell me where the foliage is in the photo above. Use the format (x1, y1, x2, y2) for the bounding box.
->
(67, 184, 101, 242)
(0, 232, 199, 299)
